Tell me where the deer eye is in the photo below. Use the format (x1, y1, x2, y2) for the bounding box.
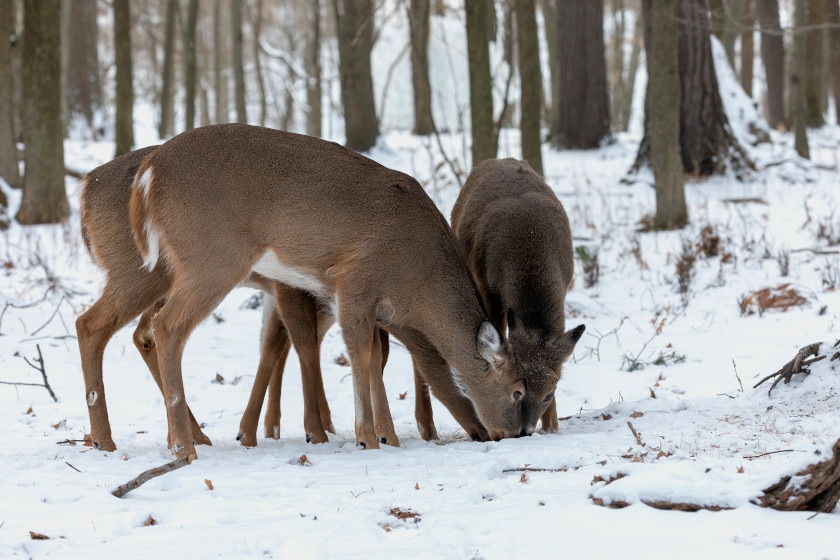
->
(513, 390, 523, 401)
(543, 393, 554, 404)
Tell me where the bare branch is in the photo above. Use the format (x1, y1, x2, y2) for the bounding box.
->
(1, 345, 58, 402)
(111, 458, 190, 498)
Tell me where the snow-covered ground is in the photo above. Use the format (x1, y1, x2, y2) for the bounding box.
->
(2, 9, 840, 559)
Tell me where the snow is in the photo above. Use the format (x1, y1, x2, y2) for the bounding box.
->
(2, 10, 840, 560)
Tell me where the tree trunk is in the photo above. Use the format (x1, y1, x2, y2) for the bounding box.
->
(609, 0, 626, 132)
(633, 0, 752, 178)
(17, 0, 67, 224)
(756, 0, 785, 129)
(741, 0, 754, 96)
(552, 0, 611, 149)
(409, 0, 434, 135)
(466, 0, 496, 166)
(62, 0, 100, 137)
(516, 0, 543, 175)
(803, 0, 826, 127)
(792, 0, 810, 158)
(304, 0, 322, 137)
(0, 0, 21, 190)
(333, 0, 378, 151)
(159, 0, 177, 138)
(183, 0, 198, 130)
(723, 0, 745, 72)
(113, 0, 134, 157)
(646, 0, 687, 230)
(213, 0, 229, 125)
(232, 0, 247, 124)
(829, 0, 840, 125)
(247, 0, 267, 127)
(539, 0, 559, 138)
(678, 0, 750, 175)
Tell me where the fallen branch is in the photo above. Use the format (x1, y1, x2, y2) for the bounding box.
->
(752, 342, 826, 395)
(111, 458, 190, 498)
(0, 345, 58, 402)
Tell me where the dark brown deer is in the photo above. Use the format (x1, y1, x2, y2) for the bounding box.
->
(77, 147, 439, 451)
(451, 158, 585, 434)
(127, 124, 525, 461)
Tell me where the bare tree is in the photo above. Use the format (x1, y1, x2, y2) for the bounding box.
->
(158, 0, 177, 138)
(756, 0, 785, 129)
(644, 0, 686, 230)
(633, 0, 751, 177)
(333, 0, 378, 151)
(829, 0, 840, 125)
(741, 0, 754, 96)
(304, 0, 321, 137)
(245, 0, 267, 127)
(791, 0, 810, 158)
(183, 0, 199, 130)
(232, 0, 247, 124)
(466, 0, 496, 166)
(608, 0, 642, 132)
(62, 0, 101, 137)
(17, 0, 68, 224)
(0, 0, 20, 191)
(409, 0, 434, 135)
(552, 0, 611, 149)
(214, 0, 230, 124)
(515, 0, 543, 175)
(539, 0, 559, 136)
(803, 0, 826, 127)
(114, 0, 134, 156)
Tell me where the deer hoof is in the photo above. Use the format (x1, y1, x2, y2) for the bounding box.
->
(92, 437, 117, 452)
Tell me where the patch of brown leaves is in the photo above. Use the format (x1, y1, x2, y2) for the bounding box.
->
(738, 283, 809, 316)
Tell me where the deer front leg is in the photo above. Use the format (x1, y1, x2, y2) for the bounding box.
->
(413, 366, 438, 440)
(540, 398, 559, 433)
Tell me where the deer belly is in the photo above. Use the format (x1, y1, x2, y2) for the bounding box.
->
(252, 250, 326, 298)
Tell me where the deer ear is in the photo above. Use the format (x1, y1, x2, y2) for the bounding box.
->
(477, 321, 502, 363)
(551, 323, 586, 362)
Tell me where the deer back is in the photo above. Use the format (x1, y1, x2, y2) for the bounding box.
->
(452, 158, 585, 433)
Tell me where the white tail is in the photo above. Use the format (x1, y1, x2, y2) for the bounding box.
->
(127, 124, 525, 461)
(451, 158, 585, 434)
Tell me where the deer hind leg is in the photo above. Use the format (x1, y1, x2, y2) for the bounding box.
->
(368, 326, 399, 447)
(75, 276, 169, 452)
(540, 398, 559, 433)
(274, 283, 329, 444)
(133, 302, 212, 447)
(413, 366, 438, 440)
(336, 296, 383, 450)
(152, 269, 249, 462)
(314, 312, 338, 434)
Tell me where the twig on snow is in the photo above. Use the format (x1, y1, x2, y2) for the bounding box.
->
(111, 458, 190, 498)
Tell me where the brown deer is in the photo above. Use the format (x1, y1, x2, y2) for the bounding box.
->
(127, 123, 525, 461)
(77, 147, 437, 451)
(451, 158, 585, 434)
